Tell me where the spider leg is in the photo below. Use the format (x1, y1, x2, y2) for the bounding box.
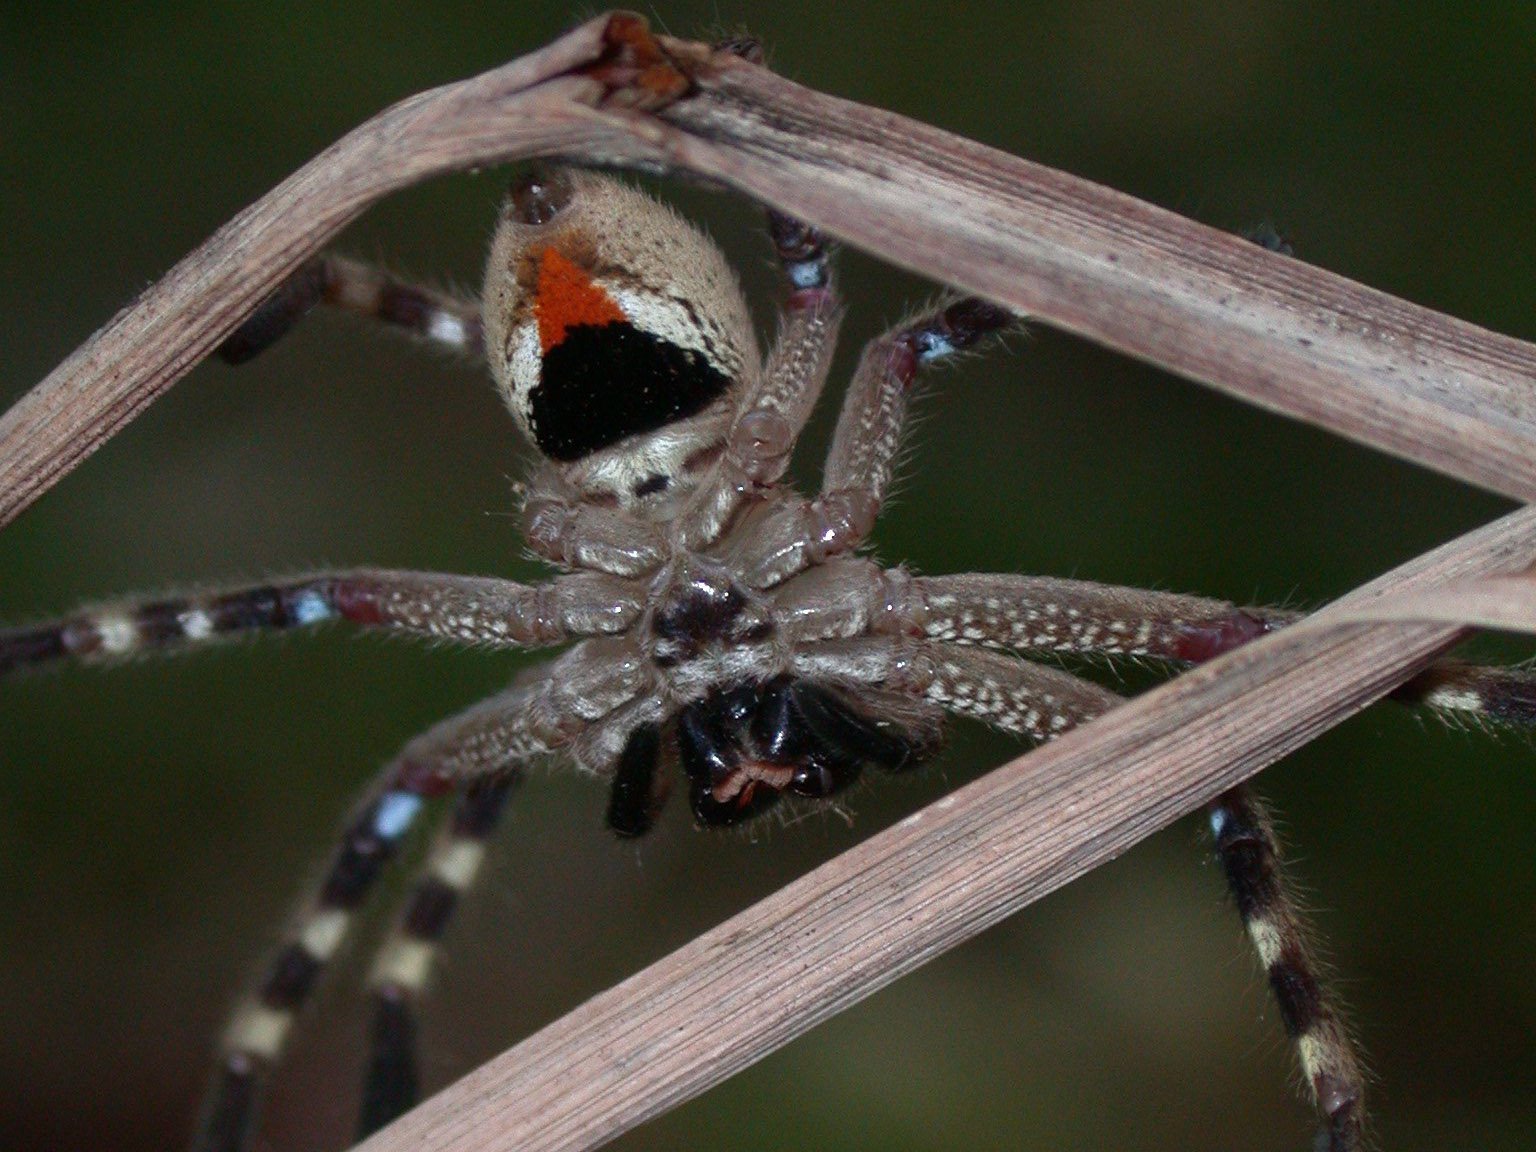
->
(192, 638, 645, 1152)
(216, 254, 482, 365)
(1210, 787, 1364, 1152)
(904, 572, 1290, 660)
(795, 630, 1366, 1150)
(790, 635, 1122, 741)
(357, 772, 519, 1138)
(357, 698, 668, 1133)
(891, 571, 1536, 728)
(739, 298, 1015, 586)
(0, 569, 643, 674)
(677, 210, 841, 548)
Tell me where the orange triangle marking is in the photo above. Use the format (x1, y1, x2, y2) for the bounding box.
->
(535, 248, 626, 353)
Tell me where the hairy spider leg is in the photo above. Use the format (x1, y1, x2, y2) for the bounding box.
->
(814, 564, 1536, 729)
(191, 639, 645, 1152)
(882, 574, 1367, 1144)
(192, 772, 446, 1152)
(360, 695, 677, 1132)
(795, 627, 1365, 1148)
(358, 773, 520, 1138)
(788, 635, 1122, 742)
(735, 296, 1015, 587)
(1209, 788, 1363, 1152)
(216, 254, 483, 365)
(674, 209, 840, 548)
(870, 570, 1536, 1146)
(0, 569, 642, 673)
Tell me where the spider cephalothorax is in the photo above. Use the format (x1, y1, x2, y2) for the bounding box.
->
(8, 164, 1534, 1152)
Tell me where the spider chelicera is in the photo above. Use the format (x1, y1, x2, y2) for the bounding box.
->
(5, 165, 1534, 1152)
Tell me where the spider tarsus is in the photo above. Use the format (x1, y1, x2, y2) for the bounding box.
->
(191, 1054, 262, 1152)
(358, 987, 419, 1139)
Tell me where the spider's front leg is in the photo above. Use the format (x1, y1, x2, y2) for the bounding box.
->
(194, 638, 647, 1152)
(786, 575, 1370, 1150)
(791, 634, 1122, 743)
(874, 572, 1374, 1147)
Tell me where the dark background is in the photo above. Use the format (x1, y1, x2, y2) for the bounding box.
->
(4, 3, 1535, 1149)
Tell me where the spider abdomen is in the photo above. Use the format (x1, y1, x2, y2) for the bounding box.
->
(484, 169, 759, 511)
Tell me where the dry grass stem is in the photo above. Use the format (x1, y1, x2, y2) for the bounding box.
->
(5, 16, 1535, 528)
(6, 13, 1536, 1152)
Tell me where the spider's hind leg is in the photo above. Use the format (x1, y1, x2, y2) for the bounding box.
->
(738, 296, 1016, 586)
(216, 254, 483, 365)
(194, 773, 444, 1152)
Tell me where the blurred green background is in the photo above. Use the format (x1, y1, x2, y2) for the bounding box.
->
(4, 3, 1535, 1149)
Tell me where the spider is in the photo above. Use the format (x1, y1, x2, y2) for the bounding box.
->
(5, 165, 1534, 1152)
